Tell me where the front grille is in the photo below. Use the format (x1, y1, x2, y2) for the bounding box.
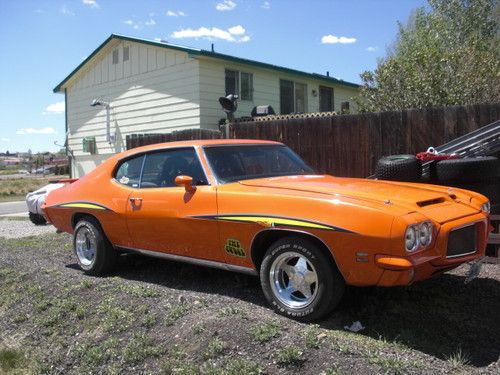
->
(447, 224, 477, 258)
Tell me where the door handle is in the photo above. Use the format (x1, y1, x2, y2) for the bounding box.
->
(129, 197, 143, 202)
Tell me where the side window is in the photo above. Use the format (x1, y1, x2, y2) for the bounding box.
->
(115, 155, 144, 188)
(141, 148, 208, 188)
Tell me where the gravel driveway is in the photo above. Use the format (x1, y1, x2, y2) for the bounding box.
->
(0, 220, 57, 238)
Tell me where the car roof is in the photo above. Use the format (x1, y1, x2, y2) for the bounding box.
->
(123, 139, 283, 156)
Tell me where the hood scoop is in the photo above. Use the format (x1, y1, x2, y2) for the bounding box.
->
(417, 197, 446, 207)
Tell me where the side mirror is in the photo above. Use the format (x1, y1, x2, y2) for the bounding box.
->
(175, 175, 196, 192)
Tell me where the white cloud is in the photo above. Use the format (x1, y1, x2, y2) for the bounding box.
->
(60, 5, 75, 16)
(82, 0, 99, 9)
(124, 20, 134, 25)
(261, 1, 270, 9)
(366, 46, 378, 52)
(1, 138, 10, 142)
(44, 101, 65, 115)
(321, 34, 357, 44)
(171, 25, 250, 43)
(228, 25, 245, 35)
(145, 18, 156, 26)
(216, 0, 236, 11)
(167, 10, 186, 17)
(35, 9, 44, 14)
(16, 128, 57, 135)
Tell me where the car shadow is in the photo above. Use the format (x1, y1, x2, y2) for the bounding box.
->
(321, 273, 500, 368)
(75, 254, 500, 368)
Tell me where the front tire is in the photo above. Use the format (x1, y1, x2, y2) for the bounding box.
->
(260, 236, 345, 322)
(73, 218, 117, 276)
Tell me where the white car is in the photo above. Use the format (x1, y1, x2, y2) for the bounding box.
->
(26, 182, 65, 225)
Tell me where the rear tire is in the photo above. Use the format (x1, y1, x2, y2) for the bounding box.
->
(375, 155, 422, 182)
(29, 212, 47, 225)
(73, 218, 117, 276)
(260, 236, 344, 322)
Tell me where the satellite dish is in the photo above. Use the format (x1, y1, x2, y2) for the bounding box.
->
(219, 94, 238, 114)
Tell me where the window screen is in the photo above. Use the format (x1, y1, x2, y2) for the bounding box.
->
(123, 46, 130, 62)
(240, 72, 253, 100)
(295, 83, 307, 113)
(112, 49, 119, 64)
(319, 86, 333, 112)
(225, 69, 239, 96)
(280, 79, 294, 114)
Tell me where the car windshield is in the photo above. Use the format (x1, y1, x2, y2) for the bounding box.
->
(204, 144, 314, 183)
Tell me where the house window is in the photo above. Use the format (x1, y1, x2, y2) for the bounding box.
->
(341, 101, 350, 114)
(319, 86, 334, 112)
(280, 79, 307, 114)
(225, 69, 253, 100)
(225, 69, 239, 96)
(112, 49, 119, 64)
(240, 72, 253, 100)
(295, 83, 307, 113)
(123, 46, 129, 62)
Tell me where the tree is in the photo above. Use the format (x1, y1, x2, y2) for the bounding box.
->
(355, 0, 500, 112)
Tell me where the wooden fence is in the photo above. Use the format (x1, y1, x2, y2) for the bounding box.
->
(126, 103, 500, 178)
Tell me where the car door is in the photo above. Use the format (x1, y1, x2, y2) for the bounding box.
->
(106, 153, 146, 249)
(125, 147, 222, 261)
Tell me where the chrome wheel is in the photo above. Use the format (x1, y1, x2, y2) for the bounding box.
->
(75, 226, 96, 267)
(269, 251, 319, 309)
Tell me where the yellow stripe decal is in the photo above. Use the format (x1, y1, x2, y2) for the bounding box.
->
(217, 216, 334, 231)
(58, 203, 107, 210)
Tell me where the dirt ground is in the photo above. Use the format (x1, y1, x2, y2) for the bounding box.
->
(0, 226, 499, 374)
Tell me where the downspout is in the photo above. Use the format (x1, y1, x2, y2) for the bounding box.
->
(64, 88, 72, 178)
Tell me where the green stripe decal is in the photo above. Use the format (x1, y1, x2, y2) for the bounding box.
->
(55, 202, 110, 211)
(191, 214, 354, 233)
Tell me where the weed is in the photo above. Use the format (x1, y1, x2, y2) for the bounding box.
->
(97, 299, 134, 332)
(192, 323, 206, 335)
(250, 321, 281, 343)
(123, 333, 164, 364)
(217, 306, 247, 318)
(13, 313, 28, 324)
(0, 348, 25, 372)
(366, 350, 406, 375)
(222, 358, 262, 374)
(142, 312, 157, 328)
(204, 337, 228, 359)
(80, 280, 93, 289)
(447, 348, 470, 369)
(304, 325, 321, 349)
(276, 346, 303, 367)
(165, 303, 189, 326)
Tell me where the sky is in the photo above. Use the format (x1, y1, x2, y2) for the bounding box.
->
(0, 0, 427, 153)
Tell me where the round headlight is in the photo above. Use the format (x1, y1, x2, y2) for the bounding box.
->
(419, 222, 432, 247)
(481, 202, 490, 214)
(405, 226, 418, 252)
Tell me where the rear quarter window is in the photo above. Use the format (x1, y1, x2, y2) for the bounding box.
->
(115, 155, 144, 188)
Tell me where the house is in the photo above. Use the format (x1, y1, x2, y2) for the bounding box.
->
(53, 34, 360, 177)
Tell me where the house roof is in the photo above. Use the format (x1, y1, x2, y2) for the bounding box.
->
(53, 34, 360, 93)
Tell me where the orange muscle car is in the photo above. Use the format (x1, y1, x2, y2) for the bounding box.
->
(44, 140, 491, 321)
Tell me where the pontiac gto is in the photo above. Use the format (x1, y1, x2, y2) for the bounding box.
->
(44, 140, 491, 321)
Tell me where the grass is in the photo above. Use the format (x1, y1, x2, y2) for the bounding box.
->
(164, 303, 190, 326)
(123, 333, 165, 364)
(250, 321, 281, 343)
(303, 325, 321, 349)
(204, 337, 228, 359)
(0, 176, 56, 198)
(447, 348, 471, 369)
(366, 350, 407, 375)
(276, 346, 303, 367)
(0, 348, 25, 372)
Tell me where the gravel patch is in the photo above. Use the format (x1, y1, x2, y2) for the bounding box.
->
(0, 220, 57, 238)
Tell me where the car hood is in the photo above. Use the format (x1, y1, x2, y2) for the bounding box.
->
(239, 175, 481, 223)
